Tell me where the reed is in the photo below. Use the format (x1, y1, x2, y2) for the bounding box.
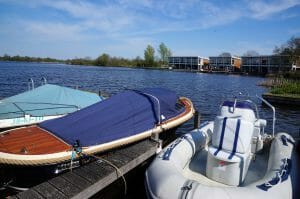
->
(258, 77, 289, 87)
(270, 80, 300, 95)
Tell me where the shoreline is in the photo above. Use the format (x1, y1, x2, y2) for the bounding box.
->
(0, 60, 290, 78)
(262, 93, 300, 106)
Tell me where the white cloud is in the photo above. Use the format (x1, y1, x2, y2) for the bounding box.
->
(196, 1, 244, 29)
(246, 0, 300, 19)
(22, 21, 90, 42)
(1, 0, 300, 58)
(47, 0, 136, 32)
(3, 0, 300, 35)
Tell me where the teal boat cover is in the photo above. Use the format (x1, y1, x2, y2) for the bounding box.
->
(0, 84, 102, 120)
(39, 88, 185, 147)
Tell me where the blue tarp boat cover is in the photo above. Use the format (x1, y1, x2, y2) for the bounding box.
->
(0, 84, 102, 119)
(39, 88, 185, 147)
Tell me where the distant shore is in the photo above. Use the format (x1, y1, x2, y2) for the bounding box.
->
(0, 60, 298, 78)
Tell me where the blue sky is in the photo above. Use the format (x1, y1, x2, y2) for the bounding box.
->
(0, 0, 300, 59)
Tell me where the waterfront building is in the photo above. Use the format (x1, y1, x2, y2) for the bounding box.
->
(168, 56, 209, 71)
(209, 56, 241, 72)
(241, 55, 299, 74)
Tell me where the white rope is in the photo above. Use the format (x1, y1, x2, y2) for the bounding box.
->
(0, 179, 29, 192)
(90, 154, 127, 196)
(7, 185, 29, 191)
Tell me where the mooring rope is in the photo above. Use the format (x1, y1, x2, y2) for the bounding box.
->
(69, 145, 128, 197)
(0, 179, 29, 192)
(89, 154, 128, 196)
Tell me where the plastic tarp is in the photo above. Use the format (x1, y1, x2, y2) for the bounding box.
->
(39, 88, 185, 147)
(0, 84, 102, 119)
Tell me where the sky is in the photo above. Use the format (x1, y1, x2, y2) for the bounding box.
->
(0, 0, 300, 60)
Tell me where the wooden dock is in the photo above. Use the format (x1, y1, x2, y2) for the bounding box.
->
(11, 139, 158, 199)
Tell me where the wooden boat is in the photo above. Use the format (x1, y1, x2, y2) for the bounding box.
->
(0, 88, 194, 166)
(145, 96, 295, 199)
(0, 83, 102, 129)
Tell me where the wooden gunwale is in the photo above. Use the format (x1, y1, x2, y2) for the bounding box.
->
(160, 97, 192, 125)
(0, 97, 194, 165)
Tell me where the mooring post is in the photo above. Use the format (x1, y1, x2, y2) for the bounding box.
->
(151, 131, 163, 154)
(194, 110, 200, 129)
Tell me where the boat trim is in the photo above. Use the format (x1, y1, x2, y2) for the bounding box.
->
(0, 97, 194, 165)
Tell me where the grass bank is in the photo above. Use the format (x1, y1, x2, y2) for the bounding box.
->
(259, 72, 300, 105)
(270, 81, 300, 96)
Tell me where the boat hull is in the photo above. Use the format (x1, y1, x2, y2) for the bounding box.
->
(0, 97, 194, 166)
(145, 123, 295, 199)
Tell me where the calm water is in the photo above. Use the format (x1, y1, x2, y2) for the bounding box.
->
(0, 61, 299, 137)
(0, 61, 299, 198)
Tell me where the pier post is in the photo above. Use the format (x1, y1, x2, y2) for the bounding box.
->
(193, 110, 200, 129)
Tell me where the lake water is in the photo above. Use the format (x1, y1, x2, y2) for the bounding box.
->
(0, 61, 299, 137)
(0, 61, 299, 198)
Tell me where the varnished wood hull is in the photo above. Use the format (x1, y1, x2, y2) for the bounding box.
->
(0, 97, 194, 166)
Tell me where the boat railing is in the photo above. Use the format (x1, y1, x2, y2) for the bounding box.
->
(222, 92, 260, 119)
(0, 102, 79, 118)
(256, 95, 276, 137)
(28, 78, 35, 90)
(41, 77, 47, 85)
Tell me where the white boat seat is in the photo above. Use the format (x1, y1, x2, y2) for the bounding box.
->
(208, 146, 248, 163)
(206, 116, 254, 186)
(206, 146, 252, 186)
(212, 116, 254, 157)
(220, 101, 256, 123)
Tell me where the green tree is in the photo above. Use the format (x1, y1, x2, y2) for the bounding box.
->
(95, 53, 110, 66)
(144, 45, 155, 67)
(273, 36, 300, 63)
(2, 54, 10, 61)
(219, 52, 231, 57)
(158, 42, 172, 64)
(132, 56, 143, 67)
(243, 50, 259, 56)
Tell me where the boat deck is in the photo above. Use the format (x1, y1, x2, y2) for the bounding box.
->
(0, 126, 70, 155)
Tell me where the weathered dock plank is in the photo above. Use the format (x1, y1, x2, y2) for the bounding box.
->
(15, 139, 158, 199)
(60, 172, 92, 190)
(72, 139, 157, 199)
(10, 190, 43, 199)
(33, 182, 67, 199)
(72, 166, 102, 184)
(48, 176, 81, 198)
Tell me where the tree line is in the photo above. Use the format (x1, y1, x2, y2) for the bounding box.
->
(0, 54, 64, 63)
(1, 37, 299, 67)
(66, 42, 171, 67)
(0, 42, 172, 68)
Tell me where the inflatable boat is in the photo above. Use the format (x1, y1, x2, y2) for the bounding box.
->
(0, 88, 194, 166)
(145, 96, 295, 199)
